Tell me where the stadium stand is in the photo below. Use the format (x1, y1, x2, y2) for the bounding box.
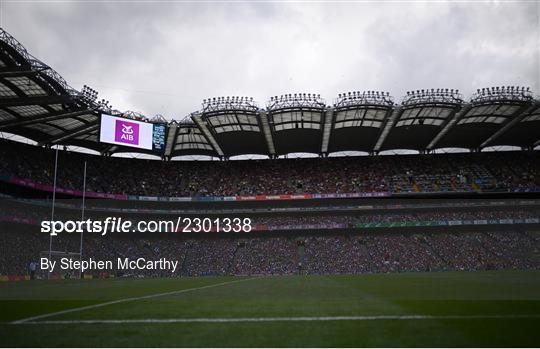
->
(1, 230, 539, 277)
(0, 26, 539, 282)
(0, 139, 538, 197)
(1, 196, 539, 278)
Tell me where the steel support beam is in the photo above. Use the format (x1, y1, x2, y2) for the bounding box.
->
(0, 95, 73, 107)
(0, 68, 39, 78)
(259, 111, 276, 156)
(38, 123, 99, 146)
(480, 101, 540, 148)
(192, 114, 224, 157)
(320, 108, 334, 154)
(374, 107, 402, 152)
(163, 123, 178, 157)
(427, 104, 473, 150)
(0, 109, 93, 130)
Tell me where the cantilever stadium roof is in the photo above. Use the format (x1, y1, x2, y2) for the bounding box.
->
(0, 28, 538, 159)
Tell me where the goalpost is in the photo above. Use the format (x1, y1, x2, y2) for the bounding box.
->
(46, 154, 87, 280)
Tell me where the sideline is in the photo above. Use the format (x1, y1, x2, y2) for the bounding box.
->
(11, 314, 540, 325)
(11, 277, 261, 324)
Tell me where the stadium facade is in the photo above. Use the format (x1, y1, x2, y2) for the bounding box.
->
(0, 27, 538, 160)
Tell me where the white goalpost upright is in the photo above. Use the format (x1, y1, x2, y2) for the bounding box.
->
(46, 152, 88, 280)
(78, 161, 87, 279)
(47, 146, 59, 280)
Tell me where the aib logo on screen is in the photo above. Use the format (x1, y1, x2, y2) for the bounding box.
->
(114, 120, 139, 145)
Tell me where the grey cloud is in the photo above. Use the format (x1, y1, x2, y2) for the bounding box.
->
(1, 1, 538, 119)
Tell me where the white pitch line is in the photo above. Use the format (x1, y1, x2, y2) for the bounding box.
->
(12, 314, 540, 325)
(11, 277, 260, 324)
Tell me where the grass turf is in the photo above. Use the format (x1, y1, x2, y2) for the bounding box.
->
(0, 270, 539, 347)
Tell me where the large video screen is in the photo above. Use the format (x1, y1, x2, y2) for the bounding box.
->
(99, 114, 166, 152)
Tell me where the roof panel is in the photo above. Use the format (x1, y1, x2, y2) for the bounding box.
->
(7, 105, 48, 117)
(75, 131, 98, 141)
(0, 109, 16, 121)
(0, 81, 18, 97)
(523, 114, 540, 122)
(418, 107, 434, 117)
(25, 123, 63, 136)
(177, 134, 208, 144)
(466, 103, 520, 118)
(48, 104, 64, 112)
(498, 104, 520, 115)
(334, 108, 386, 126)
(399, 106, 453, 121)
(47, 118, 86, 130)
(400, 108, 416, 118)
(435, 106, 521, 149)
(272, 110, 321, 125)
(467, 105, 492, 116)
(174, 143, 213, 151)
(335, 110, 356, 121)
(366, 109, 387, 120)
(4, 77, 47, 96)
(173, 125, 216, 153)
(381, 104, 457, 151)
(1, 25, 539, 155)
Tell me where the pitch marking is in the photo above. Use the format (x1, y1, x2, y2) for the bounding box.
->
(11, 277, 260, 324)
(12, 314, 540, 325)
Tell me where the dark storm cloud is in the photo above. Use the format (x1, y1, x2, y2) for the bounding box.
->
(1, 1, 538, 120)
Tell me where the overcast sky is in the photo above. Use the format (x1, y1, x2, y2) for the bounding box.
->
(1, 1, 538, 121)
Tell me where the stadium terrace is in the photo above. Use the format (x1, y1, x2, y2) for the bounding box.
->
(0, 27, 538, 159)
(1, 140, 538, 198)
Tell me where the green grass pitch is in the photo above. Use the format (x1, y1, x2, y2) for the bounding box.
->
(0, 270, 539, 347)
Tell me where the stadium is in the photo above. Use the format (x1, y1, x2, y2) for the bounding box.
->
(0, 8, 539, 348)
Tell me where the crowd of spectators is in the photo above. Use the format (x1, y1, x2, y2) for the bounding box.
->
(1, 230, 538, 277)
(1, 140, 538, 279)
(0, 139, 538, 197)
(1, 203, 538, 231)
(233, 238, 298, 275)
(302, 232, 540, 274)
(253, 209, 539, 227)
